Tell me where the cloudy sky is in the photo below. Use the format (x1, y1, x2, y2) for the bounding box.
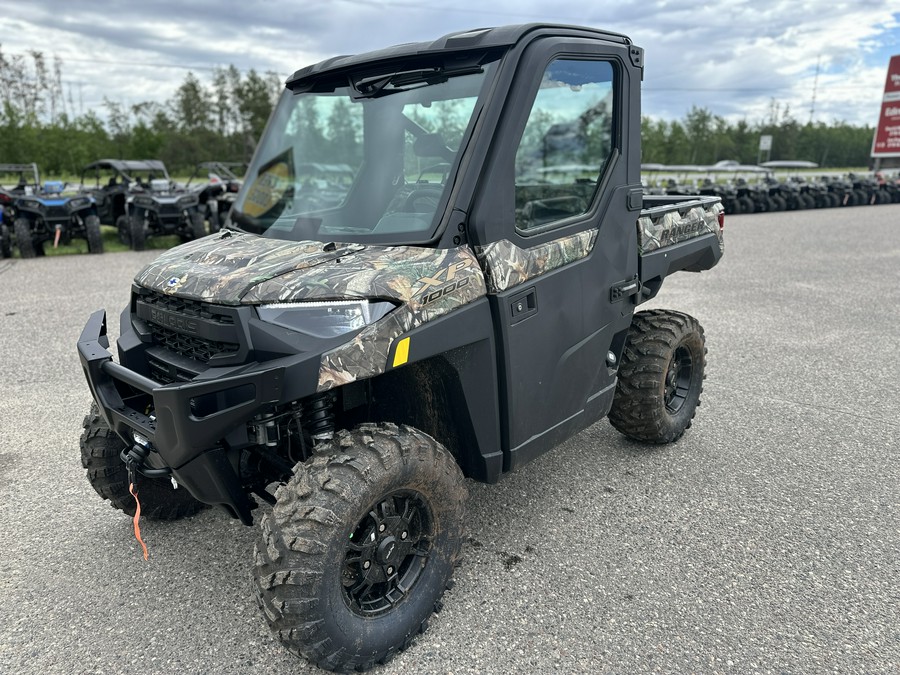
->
(2, 0, 899, 127)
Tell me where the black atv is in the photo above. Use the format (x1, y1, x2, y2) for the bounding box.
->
(82, 159, 205, 250)
(185, 161, 244, 233)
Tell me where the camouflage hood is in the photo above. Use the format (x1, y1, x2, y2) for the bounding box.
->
(134, 230, 486, 309)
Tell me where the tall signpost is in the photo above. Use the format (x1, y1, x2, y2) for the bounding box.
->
(871, 55, 900, 170)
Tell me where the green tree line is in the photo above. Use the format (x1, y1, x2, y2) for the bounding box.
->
(0, 47, 281, 175)
(0, 48, 877, 175)
(642, 103, 875, 167)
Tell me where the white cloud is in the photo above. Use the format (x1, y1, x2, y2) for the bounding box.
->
(1, 0, 898, 126)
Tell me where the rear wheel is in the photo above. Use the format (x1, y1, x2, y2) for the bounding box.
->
(14, 217, 35, 258)
(609, 309, 706, 444)
(253, 423, 466, 672)
(85, 215, 103, 254)
(80, 404, 206, 519)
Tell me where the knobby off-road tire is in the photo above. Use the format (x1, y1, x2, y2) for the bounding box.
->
(80, 404, 206, 519)
(14, 217, 35, 258)
(116, 215, 131, 246)
(253, 423, 467, 672)
(0, 223, 11, 258)
(207, 202, 221, 234)
(85, 215, 103, 254)
(129, 215, 146, 251)
(186, 211, 206, 241)
(609, 309, 706, 444)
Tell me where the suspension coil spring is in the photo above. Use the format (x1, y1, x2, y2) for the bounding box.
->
(303, 391, 337, 442)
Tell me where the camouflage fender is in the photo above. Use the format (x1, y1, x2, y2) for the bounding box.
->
(133, 232, 486, 391)
(639, 202, 724, 254)
(473, 229, 598, 294)
(286, 246, 487, 391)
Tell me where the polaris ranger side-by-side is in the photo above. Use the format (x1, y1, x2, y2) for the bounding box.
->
(77, 24, 724, 672)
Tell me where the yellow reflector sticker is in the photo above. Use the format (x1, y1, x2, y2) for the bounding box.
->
(392, 337, 410, 367)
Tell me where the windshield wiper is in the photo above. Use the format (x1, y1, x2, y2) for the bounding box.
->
(351, 64, 483, 99)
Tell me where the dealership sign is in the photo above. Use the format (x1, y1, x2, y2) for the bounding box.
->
(872, 55, 900, 157)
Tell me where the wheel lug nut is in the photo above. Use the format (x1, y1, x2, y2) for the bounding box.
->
(378, 524, 386, 533)
(401, 531, 408, 540)
(387, 566, 394, 575)
(363, 561, 371, 570)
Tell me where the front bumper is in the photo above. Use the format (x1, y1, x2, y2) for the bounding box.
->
(78, 309, 287, 465)
(77, 309, 291, 523)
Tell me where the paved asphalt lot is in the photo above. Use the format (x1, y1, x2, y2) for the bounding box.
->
(0, 206, 898, 674)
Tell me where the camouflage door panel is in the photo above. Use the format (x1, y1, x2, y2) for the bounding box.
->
(473, 229, 599, 294)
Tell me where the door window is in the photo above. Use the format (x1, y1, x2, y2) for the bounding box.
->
(514, 59, 615, 232)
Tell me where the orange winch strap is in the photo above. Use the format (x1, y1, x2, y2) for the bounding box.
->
(129, 482, 149, 561)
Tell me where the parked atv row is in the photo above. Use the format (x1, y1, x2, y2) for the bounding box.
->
(646, 167, 900, 216)
(82, 159, 242, 250)
(0, 160, 244, 258)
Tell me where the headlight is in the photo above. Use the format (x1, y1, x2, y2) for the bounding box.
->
(133, 196, 155, 208)
(178, 194, 199, 208)
(66, 197, 91, 211)
(257, 300, 397, 338)
(19, 199, 42, 211)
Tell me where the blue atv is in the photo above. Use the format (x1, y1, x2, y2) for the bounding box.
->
(12, 175, 103, 258)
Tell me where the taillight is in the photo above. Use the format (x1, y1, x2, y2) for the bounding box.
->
(717, 211, 725, 230)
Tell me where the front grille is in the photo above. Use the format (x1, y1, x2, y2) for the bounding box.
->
(158, 203, 180, 215)
(149, 324, 239, 363)
(141, 292, 234, 325)
(46, 206, 68, 219)
(138, 290, 241, 366)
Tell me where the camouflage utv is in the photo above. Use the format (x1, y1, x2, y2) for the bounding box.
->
(78, 24, 725, 672)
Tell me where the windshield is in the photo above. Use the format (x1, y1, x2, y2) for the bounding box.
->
(231, 58, 498, 245)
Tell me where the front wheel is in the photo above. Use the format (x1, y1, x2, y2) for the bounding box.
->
(80, 404, 206, 519)
(609, 309, 706, 444)
(184, 210, 206, 241)
(116, 215, 131, 246)
(253, 423, 467, 672)
(128, 214, 146, 251)
(14, 217, 35, 258)
(207, 202, 221, 233)
(85, 215, 103, 254)
(0, 223, 11, 258)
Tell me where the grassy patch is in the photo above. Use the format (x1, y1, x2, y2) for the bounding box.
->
(17, 225, 180, 258)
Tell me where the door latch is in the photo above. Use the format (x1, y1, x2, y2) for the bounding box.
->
(610, 276, 641, 303)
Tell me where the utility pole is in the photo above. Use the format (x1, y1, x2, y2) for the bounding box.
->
(809, 55, 821, 124)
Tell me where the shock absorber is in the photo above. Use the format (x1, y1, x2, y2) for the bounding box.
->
(303, 391, 337, 442)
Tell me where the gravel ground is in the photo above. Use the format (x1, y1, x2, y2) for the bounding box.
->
(0, 205, 898, 674)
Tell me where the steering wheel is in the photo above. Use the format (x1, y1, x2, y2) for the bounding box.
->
(402, 185, 444, 213)
(415, 163, 451, 184)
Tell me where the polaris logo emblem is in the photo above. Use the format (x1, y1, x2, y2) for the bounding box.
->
(167, 277, 180, 287)
(150, 308, 199, 334)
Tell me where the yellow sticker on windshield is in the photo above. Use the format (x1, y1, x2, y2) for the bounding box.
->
(243, 157, 292, 218)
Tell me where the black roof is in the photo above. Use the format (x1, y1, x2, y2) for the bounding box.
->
(287, 23, 631, 87)
(83, 159, 169, 174)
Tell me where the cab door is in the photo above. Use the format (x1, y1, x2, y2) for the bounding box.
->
(468, 37, 643, 471)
